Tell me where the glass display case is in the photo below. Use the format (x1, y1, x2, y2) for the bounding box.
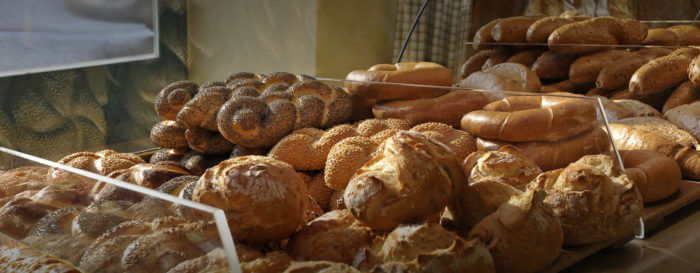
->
(1, 1, 699, 272)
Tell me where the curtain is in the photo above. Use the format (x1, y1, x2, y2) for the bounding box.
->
(392, 0, 473, 74)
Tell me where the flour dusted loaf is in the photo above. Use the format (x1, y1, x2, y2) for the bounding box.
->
(192, 156, 308, 244)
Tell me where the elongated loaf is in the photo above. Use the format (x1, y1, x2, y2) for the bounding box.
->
(596, 48, 671, 91)
(345, 62, 453, 100)
(548, 17, 648, 53)
(372, 90, 494, 127)
(629, 48, 700, 95)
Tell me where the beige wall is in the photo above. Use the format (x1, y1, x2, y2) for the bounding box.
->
(188, 0, 397, 82)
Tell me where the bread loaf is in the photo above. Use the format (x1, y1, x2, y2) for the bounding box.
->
(664, 102, 700, 140)
(460, 50, 497, 79)
(192, 156, 308, 244)
(0, 244, 82, 273)
(569, 50, 632, 84)
(477, 126, 611, 171)
(155, 81, 199, 120)
(372, 90, 493, 127)
(459, 63, 541, 92)
(548, 17, 648, 53)
(616, 117, 698, 148)
(506, 49, 546, 67)
(619, 150, 682, 203)
(461, 94, 597, 142)
(689, 55, 700, 87)
(482, 49, 513, 71)
(473, 19, 502, 50)
(150, 120, 188, 149)
(608, 123, 700, 180)
(531, 51, 579, 80)
(344, 131, 464, 231)
(596, 48, 671, 91)
(526, 14, 589, 43)
(612, 99, 662, 118)
(411, 122, 477, 160)
(664, 81, 700, 113)
(667, 25, 700, 45)
(491, 15, 544, 43)
(530, 154, 643, 245)
(642, 28, 679, 46)
(629, 48, 700, 95)
(345, 62, 453, 100)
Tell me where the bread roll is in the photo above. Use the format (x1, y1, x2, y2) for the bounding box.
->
(345, 62, 453, 100)
(619, 150, 682, 203)
(288, 210, 373, 264)
(241, 250, 292, 273)
(642, 28, 679, 46)
(531, 155, 643, 245)
(663, 81, 700, 113)
(664, 102, 700, 140)
(0, 197, 58, 238)
(344, 131, 464, 231)
(370, 223, 495, 273)
(155, 81, 199, 120)
(468, 187, 562, 273)
(324, 136, 380, 191)
(545, 78, 595, 93)
(372, 90, 493, 127)
(459, 63, 541, 92)
(150, 120, 189, 149)
(192, 156, 308, 244)
(410, 122, 476, 160)
(461, 94, 597, 142)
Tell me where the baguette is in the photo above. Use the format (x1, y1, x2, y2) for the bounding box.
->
(595, 48, 671, 91)
(345, 62, 453, 100)
(667, 25, 700, 46)
(629, 48, 700, 95)
(506, 49, 546, 67)
(491, 16, 545, 43)
(569, 50, 632, 84)
(642, 28, 679, 46)
(548, 17, 648, 54)
(531, 51, 579, 80)
(526, 15, 589, 44)
(473, 19, 502, 50)
(663, 80, 700, 113)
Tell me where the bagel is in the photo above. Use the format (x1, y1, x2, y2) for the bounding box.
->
(461, 94, 597, 142)
(345, 62, 452, 101)
(477, 127, 611, 171)
(372, 90, 494, 127)
(619, 150, 682, 203)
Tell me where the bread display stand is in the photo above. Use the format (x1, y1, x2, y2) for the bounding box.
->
(0, 146, 241, 273)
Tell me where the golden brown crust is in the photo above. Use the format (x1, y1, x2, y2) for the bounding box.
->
(0, 197, 58, 238)
(548, 17, 648, 53)
(477, 126, 611, 171)
(665, 102, 700, 140)
(306, 174, 333, 211)
(459, 63, 541, 92)
(372, 90, 493, 127)
(642, 28, 679, 46)
(473, 19, 503, 50)
(596, 48, 671, 91)
(192, 156, 307, 244)
(526, 15, 589, 44)
(288, 210, 373, 264)
(0, 166, 49, 199)
(490, 16, 544, 43)
(345, 62, 453, 100)
(609, 123, 700, 179)
(531, 51, 579, 80)
(609, 88, 671, 110)
(410, 122, 476, 160)
(155, 81, 199, 120)
(612, 99, 662, 118)
(324, 136, 380, 191)
(667, 25, 700, 46)
(269, 126, 358, 170)
(619, 150, 682, 203)
(629, 48, 700, 95)
(664, 80, 700, 113)
(569, 50, 632, 84)
(460, 50, 497, 79)
(184, 128, 235, 154)
(344, 131, 464, 231)
(463, 146, 542, 189)
(371, 223, 495, 273)
(690, 55, 700, 87)
(616, 117, 699, 148)
(241, 250, 292, 273)
(0, 244, 82, 273)
(168, 248, 229, 273)
(150, 120, 189, 149)
(506, 49, 546, 67)
(530, 155, 643, 245)
(49, 150, 145, 191)
(461, 95, 597, 142)
(481, 49, 513, 71)
(284, 261, 361, 273)
(468, 188, 562, 273)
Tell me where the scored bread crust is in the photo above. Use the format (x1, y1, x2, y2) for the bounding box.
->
(191, 156, 308, 244)
(343, 131, 464, 231)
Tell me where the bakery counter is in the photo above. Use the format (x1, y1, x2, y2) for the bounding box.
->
(567, 199, 700, 272)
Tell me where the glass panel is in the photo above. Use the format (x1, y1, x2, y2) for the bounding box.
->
(0, 147, 239, 273)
